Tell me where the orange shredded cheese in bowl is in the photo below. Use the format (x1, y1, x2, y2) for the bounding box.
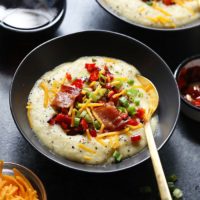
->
(0, 161, 47, 200)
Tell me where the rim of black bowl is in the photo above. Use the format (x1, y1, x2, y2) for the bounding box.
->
(10, 30, 180, 173)
(174, 54, 200, 111)
(96, 0, 200, 32)
(0, 0, 66, 33)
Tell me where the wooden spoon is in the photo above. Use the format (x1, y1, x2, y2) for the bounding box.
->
(136, 75, 172, 200)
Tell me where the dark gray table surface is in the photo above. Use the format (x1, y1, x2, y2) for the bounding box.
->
(1, 0, 200, 199)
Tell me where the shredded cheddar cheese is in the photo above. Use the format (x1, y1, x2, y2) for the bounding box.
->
(97, 128, 130, 138)
(99, 124, 105, 133)
(83, 155, 92, 161)
(39, 81, 49, 108)
(86, 129, 91, 141)
(68, 104, 74, 115)
(79, 99, 92, 112)
(112, 90, 125, 99)
(127, 123, 143, 131)
(104, 58, 117, 63)
(95, 138, 106, 147)
(0, 161, 39, 200)
(78, 144, 96, 154)
(71, 109, 76, 127)
(26, 103, 33, 129)
(86, 107, 95, 122)
(152, 2, 171, 16)
(79, 102, 104, 108)
(109, 135, 120, 149)
(89, 81, 97, 87)
(147, 16, 176, 28)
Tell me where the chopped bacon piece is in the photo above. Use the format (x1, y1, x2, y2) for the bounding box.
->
(52, 85, 80, 109)
(51, 91, 74, 109)
(93, 102, 126, 131)
(61, 85, 80, 96)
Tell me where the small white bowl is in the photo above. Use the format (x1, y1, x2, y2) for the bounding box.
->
(174, 55, 200, 122)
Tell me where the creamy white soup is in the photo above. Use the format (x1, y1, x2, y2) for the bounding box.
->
(103, 0, 200, 28)
(27, 57, 158, 164)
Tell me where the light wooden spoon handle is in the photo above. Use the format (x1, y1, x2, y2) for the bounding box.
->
(145, 122, 172, 200)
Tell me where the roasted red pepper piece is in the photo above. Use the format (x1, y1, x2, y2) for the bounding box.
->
(61, 122, 68, 129)
(55, 113, 71, 124)
(127, 118, 139, 126)
(131, 134, 141, 143)
(85, 63, 97, 72)
(48, 113, 71, 128)
(135, 108, 145, 120)
(162, 0, 174, 5)
(80, 118, 88, 130)
(71, 79, 84, 89)
(66, 73, 72, 81)
(89, 70, 99, 82)
(90, 129, 97, 137)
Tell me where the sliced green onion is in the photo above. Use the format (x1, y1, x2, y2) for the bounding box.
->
(89, 88, 107, 102)
(138, 92, 144, 98)
(167, 182, 175, 192)
(74, 118, 81, 127)
(99, 73, 107, 85)
(127, 79, 134, 85)
(84, 114, 92, 123)
(172, 188, 183, 199)
(117, 106, 127, 113)
(146, 1, 153, 6)
(167, 174, 178, 182)
(80, 110, 87, 118)
(113, 150, 122, 162)
(119, 96, 129, 107)
(126, 88, 139, 97)
(93, 120, 101, 130)
(127, 105, 136, 116)
(134, 99, 140, 106)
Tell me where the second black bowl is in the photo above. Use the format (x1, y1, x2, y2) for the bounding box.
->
(10, 30, 180, 172)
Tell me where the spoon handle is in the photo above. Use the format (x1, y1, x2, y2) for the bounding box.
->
(145, 122, 172, 200)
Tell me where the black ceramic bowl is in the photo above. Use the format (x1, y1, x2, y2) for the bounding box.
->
(10, 30, 180, 173)
(0, 0, 66, 34)
(97, 0, 200, 31)
(174, 55, 200, 122)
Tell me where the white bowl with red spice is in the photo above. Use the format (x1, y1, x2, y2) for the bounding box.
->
(174, 55, 200, 122)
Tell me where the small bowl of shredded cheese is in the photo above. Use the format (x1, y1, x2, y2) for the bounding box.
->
(0, 161, 47, 200)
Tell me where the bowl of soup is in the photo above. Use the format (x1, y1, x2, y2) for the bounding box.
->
(97, 0, 200, 31)
(10, 30, 180, 172)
